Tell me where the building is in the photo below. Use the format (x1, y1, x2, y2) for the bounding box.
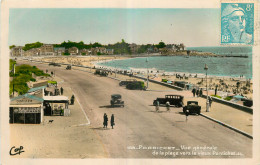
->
(79, 48, 91, 55)
(106, 49, 114, 55)
(54, 47, 65, 56)
(24, 48, 41, 57)
(40, 44, 54, 56)
(10, 46, 24, 57)
(43, 96, 69, 116)
(68, 47, 79, 55)
(10, 94, 44, 124)
(129, 43, 140, 54)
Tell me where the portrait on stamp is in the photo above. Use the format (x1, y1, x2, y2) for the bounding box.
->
(221, 3, 254, 44)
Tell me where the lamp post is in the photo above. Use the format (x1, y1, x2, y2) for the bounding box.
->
(146, 58, 149, 89)
(114, 56, 116, 78)
(204, 64, 210, 112)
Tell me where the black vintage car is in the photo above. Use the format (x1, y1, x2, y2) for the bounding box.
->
(183, 101, 201, 115)
(66, 65, 72, 70)
(119, 79, 137, 86)
(110, 94, 124, 107)
(153, 95, 184, 107)
(241, 98, 253, 107)
(126, 81, 146, 90)
(95, 69, 108, 76)
(49, 62, 61, 67)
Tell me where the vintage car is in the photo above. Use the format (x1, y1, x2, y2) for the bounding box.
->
(241, 98, 253, 107)
(153, 95, 184, 107)
(95, 69, 108, 76)
(183, 101, 201, 115)
(126, 81, 146, 90)
(119, 79, 137, 86)
(66, 65, 72, 70)
(110, 94, 124, 107)
(49, 62, 61, 67)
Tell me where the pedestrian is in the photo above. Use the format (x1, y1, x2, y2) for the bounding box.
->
(192, 88, 196, 97)
(199, 88, 203, 97)
(103, 113, 108, 128)
(111, 114, 115, 129)
(196, 89, 199, 97)
(155, 100, 160, 112)
(60, 87, 64, 95)
(185, 110, 189, 122)
(51, 71, 53, 76)
(166, 101, 170, 111)
(46, 69, 48, 73)
(70, 95, 75, 105)
(208, 96, 213, 107)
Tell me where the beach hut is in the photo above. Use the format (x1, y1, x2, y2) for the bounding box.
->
(10, 94, 44, 124)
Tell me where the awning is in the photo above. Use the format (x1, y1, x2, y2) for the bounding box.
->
(10, 104, 42, 107)
(43, 96, 69, 101)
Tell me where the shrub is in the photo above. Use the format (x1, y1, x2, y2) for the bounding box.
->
(48, 80, 57, 85)
(162, 79, 168, 82)
(224, 96, 233, 101)
(211, 94, 222, 99)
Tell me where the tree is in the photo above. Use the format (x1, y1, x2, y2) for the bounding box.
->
(156, 41, 166, 49)
(9, 45, 16, 49)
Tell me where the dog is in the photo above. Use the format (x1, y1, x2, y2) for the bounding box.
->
(49, 120, 54, 123)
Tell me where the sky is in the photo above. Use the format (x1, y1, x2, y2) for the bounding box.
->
(9, 8, 220, 47)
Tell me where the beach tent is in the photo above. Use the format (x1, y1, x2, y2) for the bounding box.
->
(233, 95, 244, 100)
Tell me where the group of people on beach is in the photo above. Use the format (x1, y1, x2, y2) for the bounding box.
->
(103, 113, 115, 129)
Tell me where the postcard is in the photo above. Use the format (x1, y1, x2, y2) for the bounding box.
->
(1, 0, 260, 165)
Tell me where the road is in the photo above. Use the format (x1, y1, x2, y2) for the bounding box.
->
(20, 60, 252, 158)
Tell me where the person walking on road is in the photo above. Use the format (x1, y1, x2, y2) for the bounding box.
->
(155, 100, 160, 112)
(196, 89, 199, 97)
(166, 101, 170, 112)
(60, 87, 64, 95)
(103, 113, 108, 128)
(208, 96, 213, 107)
(192, 88, 196, 97)
(199, 88, 203, 97)
(111, 114, 115, 129)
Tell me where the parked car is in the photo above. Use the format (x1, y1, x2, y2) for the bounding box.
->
(241, 98, 253, 107)
(110, 94, 124, 107)
(49, 62, 61, 67)
(119, 79, 137, 86)
(126, 81, 146, 90)
(153, 95, 183, 107)
(95, 69, 108, 76)
(183, 101, 201, 115)
(66, 65, 72, 70)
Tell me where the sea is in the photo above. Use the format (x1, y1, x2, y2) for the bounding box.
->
(97, 46, 252, 79)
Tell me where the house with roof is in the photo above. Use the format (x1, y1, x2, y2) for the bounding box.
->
(54, 47, 65, 56)
(39, 44, 54, 56)
(10, 46, 24, 57)
(68, 47, 79, 55)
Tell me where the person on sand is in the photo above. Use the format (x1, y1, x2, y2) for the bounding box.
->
(103, 113, 108, 128)
(111, 114, 115, 129)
